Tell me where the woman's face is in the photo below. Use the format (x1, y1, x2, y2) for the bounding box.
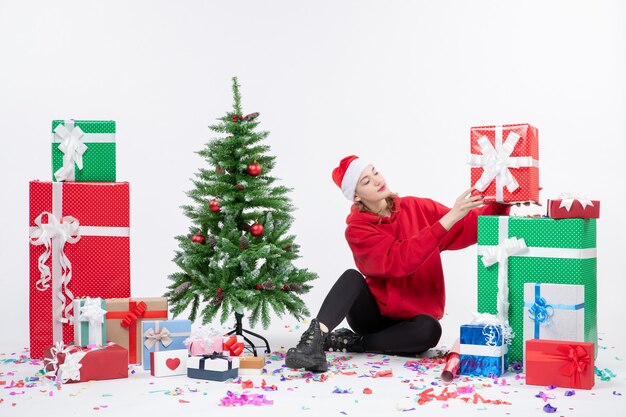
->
(354, 165, 391, 203)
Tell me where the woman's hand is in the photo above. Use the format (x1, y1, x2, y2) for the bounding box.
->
(439, 188, 484, 231)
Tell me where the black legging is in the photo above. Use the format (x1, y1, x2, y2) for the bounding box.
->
(316, 269, 442, 354)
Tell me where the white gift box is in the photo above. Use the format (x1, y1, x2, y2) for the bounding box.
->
(150, 349, 188, 377)
(187, 353, 239, 381)
(523, 283, 585, 360)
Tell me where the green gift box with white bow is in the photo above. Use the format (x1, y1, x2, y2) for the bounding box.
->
(73, 297, 107, 347)
(51, 120, 116, 182)
(476, 216, 597, 363)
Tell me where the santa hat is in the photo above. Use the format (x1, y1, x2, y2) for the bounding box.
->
(332, 155, 371, 201)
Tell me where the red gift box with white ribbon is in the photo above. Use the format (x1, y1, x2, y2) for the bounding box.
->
(43, 342, 128, 383)
(525, 339, 595, 389)
(29, 181, 131, 359)
(547, 194, 600, 219)
(468, 124, 540, 204)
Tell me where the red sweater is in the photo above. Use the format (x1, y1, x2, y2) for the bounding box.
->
(344, 196, 510, 320)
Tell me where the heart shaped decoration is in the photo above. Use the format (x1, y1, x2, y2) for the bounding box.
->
(166, 357, 181, 371)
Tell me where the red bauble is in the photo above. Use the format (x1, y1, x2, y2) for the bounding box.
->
(255, 284, 263, 290)
(231, 115, 238, 122)
(239, 115, 244, 120)
(247, 162, 262, 177)
(235, 184, 244, 190)
(281, 285, 290, 291)
(250, 222, 264, 237)
(209, 199, 220, 212)
(217, 287, 223, 294)
(191, 233, 206, 244)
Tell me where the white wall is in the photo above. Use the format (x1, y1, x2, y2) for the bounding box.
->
(1, 0, 624, 350)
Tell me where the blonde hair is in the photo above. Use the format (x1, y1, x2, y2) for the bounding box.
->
(356, 193, 399, 217)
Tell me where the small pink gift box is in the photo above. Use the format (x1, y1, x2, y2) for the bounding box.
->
(185, 335, 223, 356)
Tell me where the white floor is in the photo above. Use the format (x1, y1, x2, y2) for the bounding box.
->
(1, 318, 624, 417)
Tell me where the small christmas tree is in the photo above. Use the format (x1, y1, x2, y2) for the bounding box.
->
(166, 77, 317, 329)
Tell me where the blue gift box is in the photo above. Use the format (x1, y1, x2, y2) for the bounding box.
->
(460, 323, 509, 377)
(141, 319, 192, 370)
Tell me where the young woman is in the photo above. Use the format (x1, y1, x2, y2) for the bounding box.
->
(284, 155, 511, 372)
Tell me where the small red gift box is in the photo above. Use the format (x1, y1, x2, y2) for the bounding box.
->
(525, 339, 594, 389)
(468, 124, 540, 204)
(29, 181, 131, 359)
(43, 343, 128, 383)
(547, 196, 600, 219)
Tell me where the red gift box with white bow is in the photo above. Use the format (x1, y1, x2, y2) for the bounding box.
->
(29, 181, 131, 359)
(547, 194, 600, 219)
(525, 339, 595, 389)
(468, 124, 540, 204)
(43, 342, 128, 383)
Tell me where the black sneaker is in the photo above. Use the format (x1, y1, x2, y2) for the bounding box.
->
(324, 328, 364, 353)
(284, 319, 328, 372)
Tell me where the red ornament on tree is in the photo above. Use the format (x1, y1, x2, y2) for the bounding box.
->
(235, 184, 244, 190)
(281, 285, 290, 291)
(250, 222, 264, 237)
(247, 162, 262, 177)
(255, 284, 263, 290)
(231, 115, 239, 122)
(209, 199, 221, 212)
(191, 233, 206, 244)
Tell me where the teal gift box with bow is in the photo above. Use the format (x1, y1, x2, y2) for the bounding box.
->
(141, 319, 191, 370)
(523, 283, 585, 360)
(51, 119, 116, 182)
(477, 216, 597, 363)
(73, 297, 107, 347)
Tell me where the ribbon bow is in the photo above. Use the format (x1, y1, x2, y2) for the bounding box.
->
(29, 212, 81, 323)
(223, 335, 245, 356)
(560, 344, 591, 380)
(480, 237, 528, 322)
(53, 122, 88, 182)
(528, 295, 554, 326)
(77, 298, 107, 326)
(199, 351, 233, 370)
(120, 301, 147, 328)
(558, 192, 595, 211)
(43, 342, 86, 384)
(471, 312, 514, 347)
(143, 327, 173, 349)
(204, 351, 230, 361)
